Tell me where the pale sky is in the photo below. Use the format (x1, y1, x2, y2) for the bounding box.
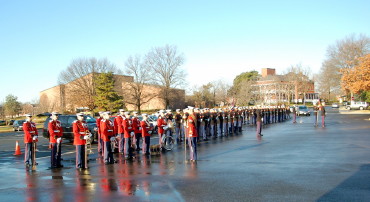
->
(1, 0, 369, 103)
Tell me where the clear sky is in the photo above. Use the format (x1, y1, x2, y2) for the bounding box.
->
(1, 0, 369, 103)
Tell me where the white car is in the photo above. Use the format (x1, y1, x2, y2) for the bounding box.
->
(332, 103, 339, 108)
(347, 102, 368, 110)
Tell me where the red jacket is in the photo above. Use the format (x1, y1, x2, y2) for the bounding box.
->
(122, 118, 132, 138)
(140, 120, 151, 137)
(23, 121, 38, 143)
(114, 115, 125, 134)
(187, 115, 198, 137)
(157, 117, 167, 134)
(132, 117, 141, 134)
(48, 120, 63, 143)
(73, 120, 87, 145)
(100, 119, 115, 142)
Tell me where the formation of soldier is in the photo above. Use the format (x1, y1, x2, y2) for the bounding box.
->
(23, 104, 320, 170)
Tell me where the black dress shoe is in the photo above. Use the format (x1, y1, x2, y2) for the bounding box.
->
(57, 165, 64, 168)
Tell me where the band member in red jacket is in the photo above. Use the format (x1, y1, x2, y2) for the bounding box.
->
(73, 113, 88, 169)
(96, 111, 104, 154)
(48, 112, 63, 168)
(23, 114, 38, 167)
(100, 112, 117, 164)
(114, 109, 125, 154)
(140, 114, 152, 155)
(122, 112, 133, 159)
(157, 110, 167, 147)
(132, 112, 142, 151)
(187, 107, 198, 161)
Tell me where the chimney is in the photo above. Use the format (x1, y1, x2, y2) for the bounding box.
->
(261, 68, 276, 78)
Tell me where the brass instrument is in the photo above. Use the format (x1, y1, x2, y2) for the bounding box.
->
(84, 129, 93, 169)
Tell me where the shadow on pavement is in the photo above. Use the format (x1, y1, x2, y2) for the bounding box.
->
(317, 163, 370, 201)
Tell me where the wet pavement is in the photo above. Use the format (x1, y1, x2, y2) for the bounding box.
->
(1, 108, 370, 201)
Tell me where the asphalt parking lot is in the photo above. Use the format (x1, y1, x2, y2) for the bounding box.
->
(0, 108, 369, 201)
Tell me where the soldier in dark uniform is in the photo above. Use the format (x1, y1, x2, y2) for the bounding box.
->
(320, 103, 326, 128)
(175, 109, 183, 143)
(224, 109, 229, 136)
(256, 108, 263, 136)
(292, 105, 297, 123)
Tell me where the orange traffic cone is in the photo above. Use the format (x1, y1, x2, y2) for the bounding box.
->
(14, 141, 22, 155)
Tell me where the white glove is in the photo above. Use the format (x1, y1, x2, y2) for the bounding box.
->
(110, 137, 116, 141)
(148, 131, 152, 134)
(138, 127, 142, 130)
(130, 132, 135, 137)
(128, 127, 132, 130)
(33, 136, 38, 141)
(163, 126, 168, 130)
(83, 135, 89, 140)
(57, 137, 62, 143)
(116, 134, 121, 139)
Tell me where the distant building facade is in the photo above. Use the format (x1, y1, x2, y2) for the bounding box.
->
(252, 68, 318, 104)
(40, 73, 185, 113)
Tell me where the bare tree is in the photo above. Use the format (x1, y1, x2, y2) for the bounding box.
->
(322, 34, 370, 98)
(145, 45, 186, 109)
(210, 79, 231, 107)
(327, 33, 370, 70)
(58, 57, 122, 111)
(123, 55, 157, 113)
(283, 64, 313, 103)
(316, 59, 342, 101)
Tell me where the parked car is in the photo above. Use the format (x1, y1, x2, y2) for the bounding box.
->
(332, 103, 339, 108)
(13, 120, 26, 131)
(42, 115, 98, 143)
(0, 120, 6, 126)
(346, 102, 369, 110)
(297, 105, 310, 116)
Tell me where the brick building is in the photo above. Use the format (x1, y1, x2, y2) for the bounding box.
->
(252, 68, 318, 104)
(39, 73, 185, 113)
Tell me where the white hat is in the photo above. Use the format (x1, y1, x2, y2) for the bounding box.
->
(103, 111, 111, 115)
(188, 106, 194, 110)
(25, 114, 32, 117)
(159, 110, 165, 113)
(51, 112, 60, 116)
(124, 111, 130, 115)
(133, 111, 138, 114)
(142, 113, 148, 116)
(98, 111, 104, 114)
(119, 109, 125, 112)
(76, 113, 84, 117)
(176, 109, 181, 112)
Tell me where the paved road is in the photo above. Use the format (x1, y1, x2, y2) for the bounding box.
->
(0, 108, 369, 201)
